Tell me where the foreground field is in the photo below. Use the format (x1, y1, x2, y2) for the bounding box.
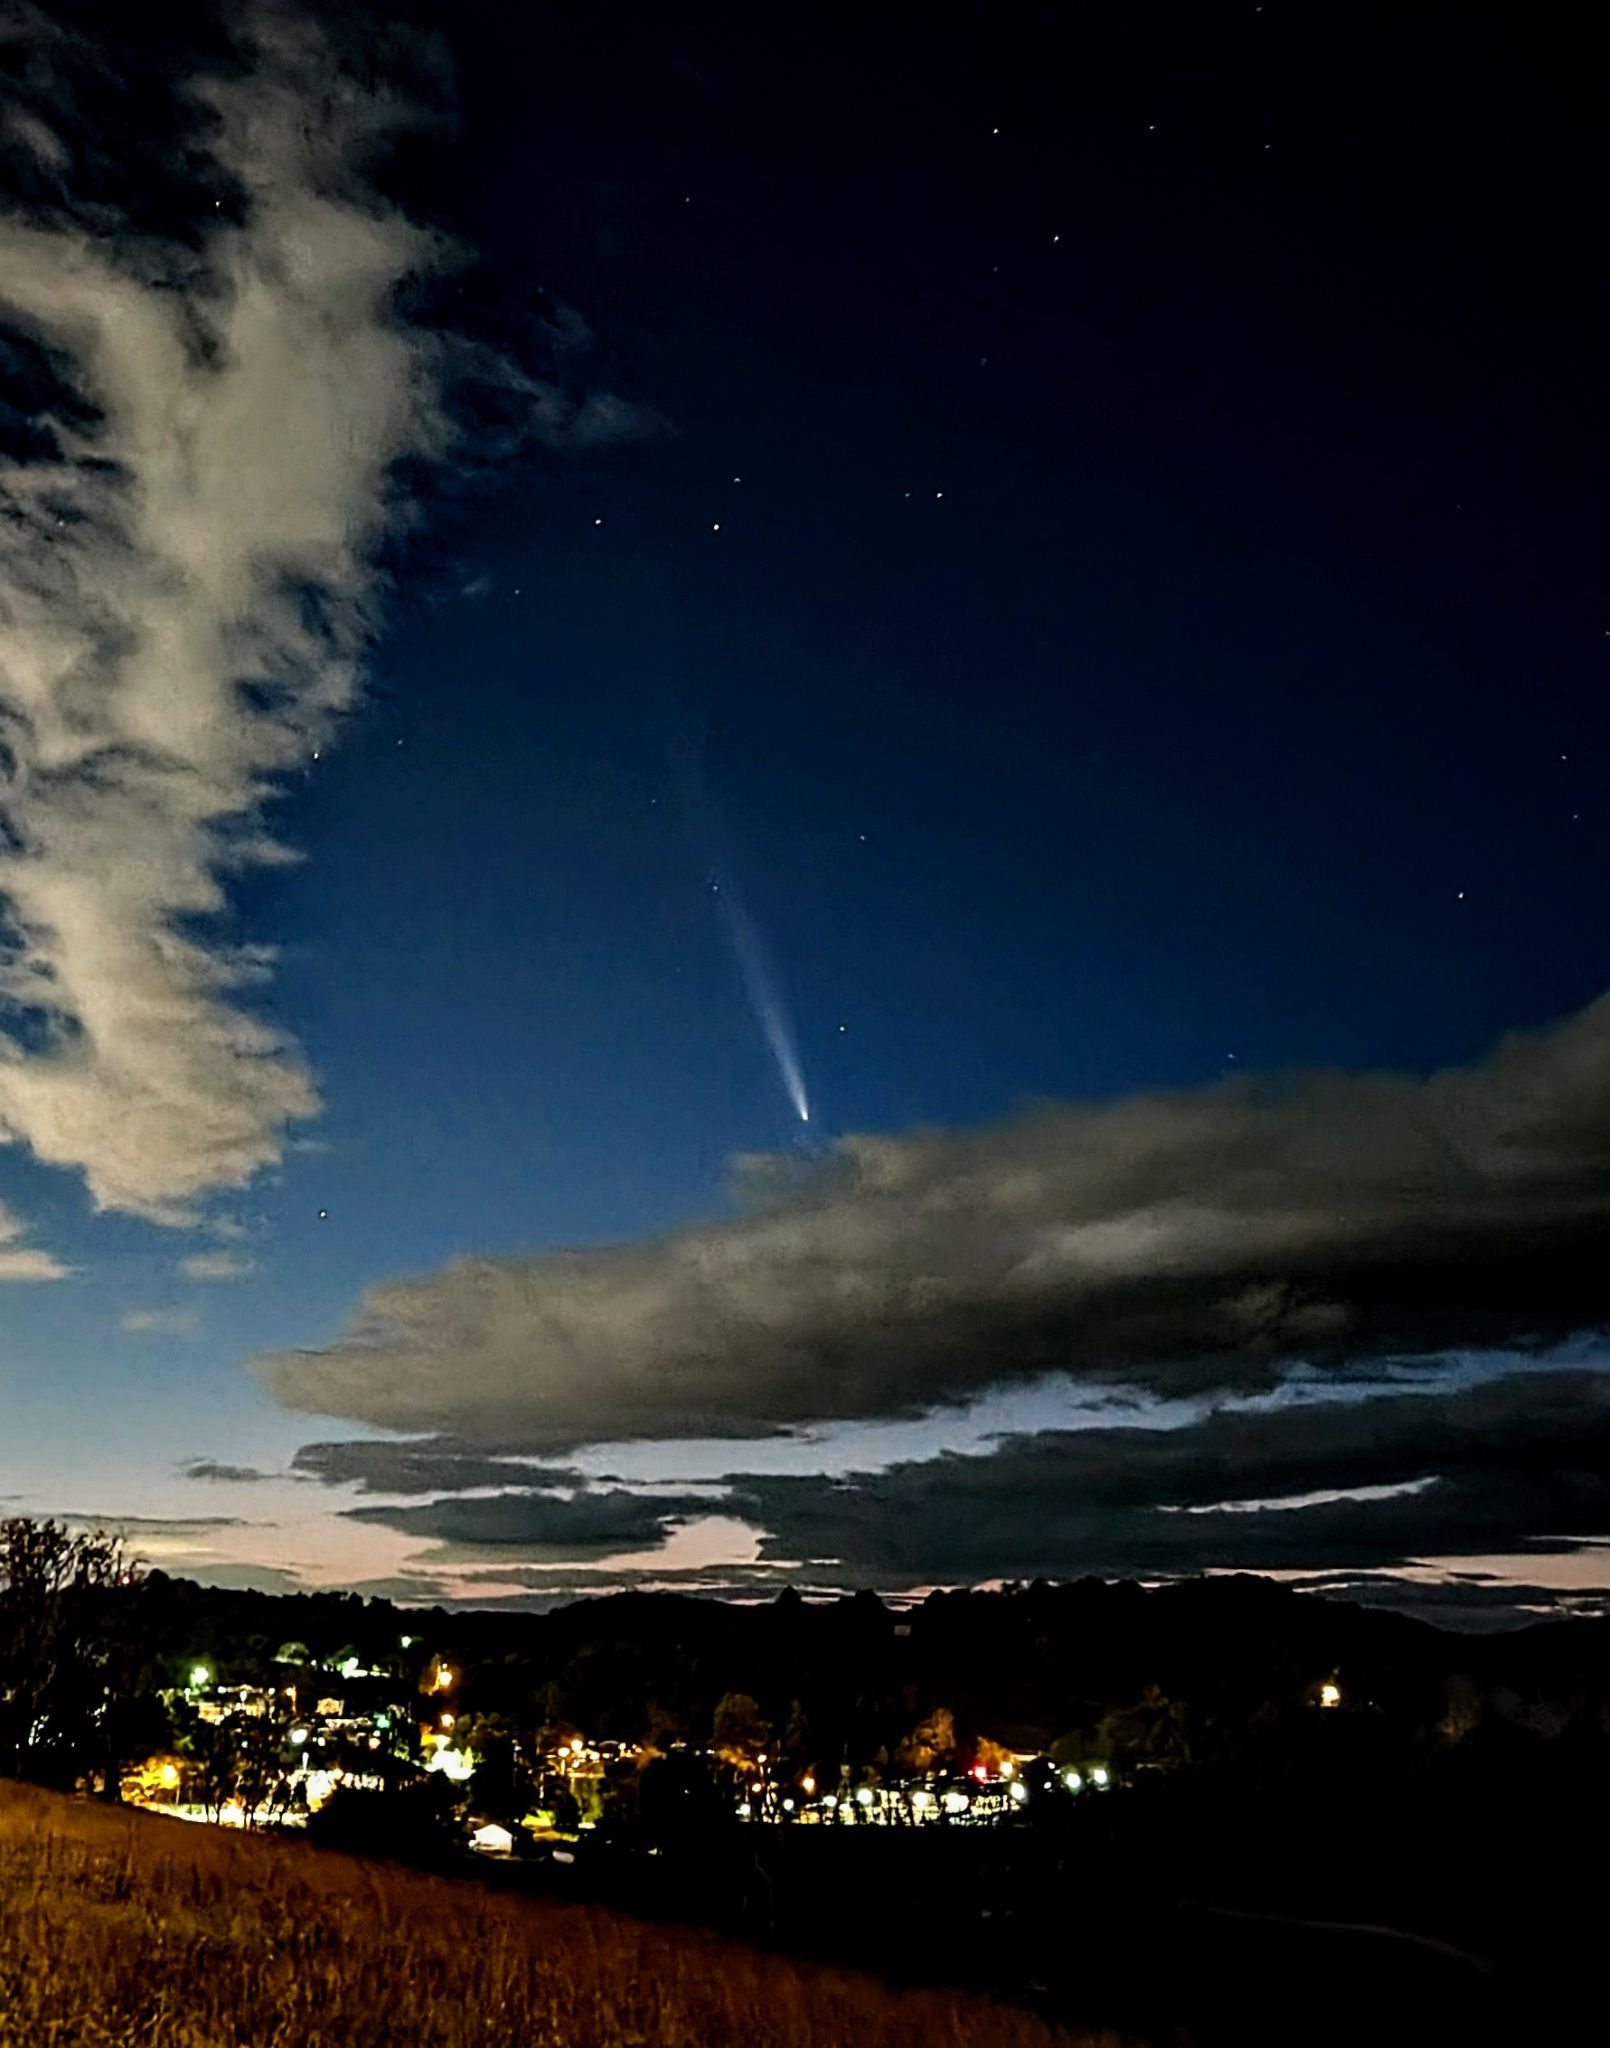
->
(0, 1784, 1111, 2047)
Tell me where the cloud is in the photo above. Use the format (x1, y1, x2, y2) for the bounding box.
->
(290, 1437, 582, 1496)
(0, 1196, 64, 1279)
(716, 1368, 1610, 1589)
(0, 6, 655, 1223)
(183, 1560, 305, 1594)
(259, 993, 1610, 1450)
(179, 1250, 253, 1282)
(317, 1368, 1610, 1612)
(62, 1511, 247, 1537)
(1276, 1570, 1610, 1631)
(178, 1458, 273, 1483)
(121, 1304, 201, 1336)
(348, 1485, 717, 1560)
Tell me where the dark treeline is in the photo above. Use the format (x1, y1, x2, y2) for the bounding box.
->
(7, 1537, 1608, 1785)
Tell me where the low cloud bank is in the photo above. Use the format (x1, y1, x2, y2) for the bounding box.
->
(261, 994, 1610, 1450)
(302, 1365, 1610, 1606)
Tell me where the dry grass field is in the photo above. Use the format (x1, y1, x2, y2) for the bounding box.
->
(0, 1783, 1119, 2047)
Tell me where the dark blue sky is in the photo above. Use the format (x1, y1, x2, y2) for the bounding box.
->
(281, 0, 1606, 1227)
(1, 1, 1604, 1615)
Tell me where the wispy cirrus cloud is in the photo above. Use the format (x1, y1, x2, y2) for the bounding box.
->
(0, 5, 452, 1222)
(178, 1250, 253, 1282)
(0, 5, 651, 1229)
(120, 1304, 200, 1336)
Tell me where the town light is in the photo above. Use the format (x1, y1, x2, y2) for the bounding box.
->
(855, 1787, 875, 1807)
(942, 1791, 970, 1815)
(189, 1665, 210, 1690)
(340, 1656, 362, 1680)
(1064, 1770, 1083, 1791)
(160, 1763, 179, 1788)
(971, 1764, 987, 1782)
(1319, 1681, 1342, 1708)
(1010, 1781, 1029, 1804)
(436, 1667, 455, 1690)
(911, 1789, 935, 1810)
(737, 1802, 752, 1818)
(1001, 1760, 1015, 1778)
(289, 1727, 308, 1747)
(400, 1635, 415, 1648)
(801, 1775, 816, 1795)
(439, 1712, 455, 1731)
(782, 1797, 795, 1812)
(1091, 1766, 1109, 1787)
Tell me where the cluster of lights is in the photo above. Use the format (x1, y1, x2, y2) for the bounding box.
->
(1063, 1765, 1110, 1791)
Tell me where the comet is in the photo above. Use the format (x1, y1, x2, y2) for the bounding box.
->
(712, 876, 812, 1126)
(673, 737, 812, 1128)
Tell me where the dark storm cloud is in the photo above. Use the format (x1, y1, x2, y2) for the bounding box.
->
(258, 994, 1610, 1451)
(719, 1369, 1610, 1587)
(290, 1439, 583, 1496)
(347, 1485, 718, 1558)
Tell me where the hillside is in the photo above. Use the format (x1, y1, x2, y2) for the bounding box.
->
(0, 1783, 1108, 2048)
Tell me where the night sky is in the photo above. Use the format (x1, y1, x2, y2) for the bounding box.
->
(1, 1, 1605, 1625)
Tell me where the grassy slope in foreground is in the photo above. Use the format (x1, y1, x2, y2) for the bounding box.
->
(0, 1784, 1111, 2047)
